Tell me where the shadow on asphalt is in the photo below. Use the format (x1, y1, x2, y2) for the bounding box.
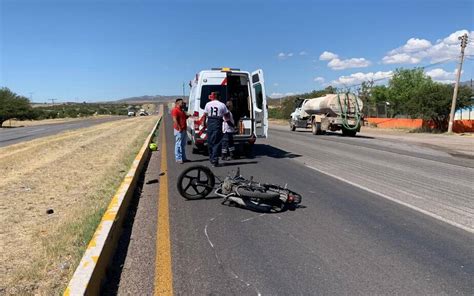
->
(183, 195, 222, 201)
(295, 129, 375, 139)
(220, 161, 259, 166)
(183, 158, 210, 163)
(252, 144, 302, 159)
(324, 131, 375, 139)
(103, 152, 151, 294)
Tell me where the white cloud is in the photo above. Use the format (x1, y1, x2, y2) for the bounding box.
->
(273, 83, 279, 86)
(443, 30, 468, 44)
(319, 51, 371, 70)
(382, 53, 421, 64)
(331, 71, 393, 86)
(425, 68, 461, 84)
(319, 51, 338, 61)
(314, 77, 325, 83)
(299, 51, 308, 56)
(278, 52, 295, 59)
(382, 29, 474, 64)
(402, 38, 432, 52)
(327, 57, 371, 70)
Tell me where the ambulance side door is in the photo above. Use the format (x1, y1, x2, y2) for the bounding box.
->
(251, 69, 268, 138)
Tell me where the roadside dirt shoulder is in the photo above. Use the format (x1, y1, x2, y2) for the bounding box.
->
(269, 121, 473, 157)
(359, 127, 474, 157)
(0, 116, 159, 295)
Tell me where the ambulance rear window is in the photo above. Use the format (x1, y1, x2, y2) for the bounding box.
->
(200, 85, 227, 109)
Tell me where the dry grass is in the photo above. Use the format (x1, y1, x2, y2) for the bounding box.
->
(0, 115, 159, 295)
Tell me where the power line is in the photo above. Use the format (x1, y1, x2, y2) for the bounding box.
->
(421, 58, 456, 69)
(340, 57, 456, 90)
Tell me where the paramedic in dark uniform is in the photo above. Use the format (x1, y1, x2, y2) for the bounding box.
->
(221, 100, 235, 160)
(201, 92, 232, 167)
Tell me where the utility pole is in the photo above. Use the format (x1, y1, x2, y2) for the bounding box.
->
(448, 33, 468, 133)
(49, 99, 56, 105)
(182, 82, 185, 98)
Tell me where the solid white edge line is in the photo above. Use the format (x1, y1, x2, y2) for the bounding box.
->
(306, 165, 474, 234)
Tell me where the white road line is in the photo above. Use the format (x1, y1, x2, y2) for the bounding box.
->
(306, 165, 474, 234)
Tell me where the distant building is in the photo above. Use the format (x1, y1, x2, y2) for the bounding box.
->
(455, 106, 473, 120)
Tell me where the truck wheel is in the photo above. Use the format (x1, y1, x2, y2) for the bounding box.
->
(342, 128, 357, 137)
(312, 122, 322, 135)
(290, 123, 296, 131)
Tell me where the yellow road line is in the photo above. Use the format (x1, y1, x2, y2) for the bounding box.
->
(154, 119, 174, 296)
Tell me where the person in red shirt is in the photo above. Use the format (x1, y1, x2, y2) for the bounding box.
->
(171, 98, 189, 163)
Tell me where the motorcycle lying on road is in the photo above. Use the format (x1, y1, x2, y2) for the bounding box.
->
(177, 165, 302, 212)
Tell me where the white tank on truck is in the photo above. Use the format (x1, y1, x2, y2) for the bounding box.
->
(289, 93, 363, 137)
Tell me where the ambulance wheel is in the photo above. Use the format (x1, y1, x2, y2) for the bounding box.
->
(244, 144, 254, 158)
(290, 123, 296, 131)
(192, 144, 203, 154)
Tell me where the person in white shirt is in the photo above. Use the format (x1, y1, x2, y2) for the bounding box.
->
(201, 92, 232, 166)
(221, 100, 235, 161)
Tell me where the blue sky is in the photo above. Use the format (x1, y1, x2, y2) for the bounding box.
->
(1, 0, 473, 102)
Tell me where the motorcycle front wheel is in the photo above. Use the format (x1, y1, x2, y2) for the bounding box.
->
(177, 165, 215, 200)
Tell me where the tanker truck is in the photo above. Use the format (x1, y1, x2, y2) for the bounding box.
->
(289, 93, 363, 137)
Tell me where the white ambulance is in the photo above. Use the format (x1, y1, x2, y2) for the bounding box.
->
(186, 67, 268, 153)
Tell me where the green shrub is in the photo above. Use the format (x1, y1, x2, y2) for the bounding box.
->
(409, 126, 444, 133)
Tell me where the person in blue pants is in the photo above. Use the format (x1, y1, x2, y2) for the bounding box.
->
(201, 92, 232, 167)
(171, 98, 189, 163)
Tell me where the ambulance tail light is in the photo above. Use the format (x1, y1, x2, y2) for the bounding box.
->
(248, 134, 256, 144)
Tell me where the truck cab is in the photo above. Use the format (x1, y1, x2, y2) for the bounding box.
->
(186, 68, 268, 152)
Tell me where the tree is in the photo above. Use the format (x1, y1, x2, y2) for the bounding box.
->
(367, 85, 390, 117)
(386, 68, 472, 130)
(268, 86, 339, 119)
(357, 80, 374, 116)
(406, 82, 471, 130)
(387, 68, 428, 117)
(301, 86, 337, 99)
(0, 88, 35, 127)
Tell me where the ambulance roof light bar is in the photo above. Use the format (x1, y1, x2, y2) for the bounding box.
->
(211, 67, 241, 72)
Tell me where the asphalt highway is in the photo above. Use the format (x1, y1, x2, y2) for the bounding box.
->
(108, 114, 474, 295)
(0, 116, 126, 147)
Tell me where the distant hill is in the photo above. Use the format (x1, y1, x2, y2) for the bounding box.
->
(114, 95, 183, 104)
(460, 80, 473, 91)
